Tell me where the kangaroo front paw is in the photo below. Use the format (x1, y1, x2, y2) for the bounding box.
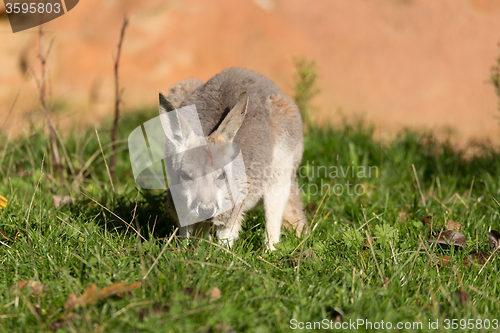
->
(266, 242, 277, 251)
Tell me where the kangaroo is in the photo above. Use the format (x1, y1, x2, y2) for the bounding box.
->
(160, 68, 306, 250)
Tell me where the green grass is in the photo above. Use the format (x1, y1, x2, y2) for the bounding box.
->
(1, 109, 500, 332)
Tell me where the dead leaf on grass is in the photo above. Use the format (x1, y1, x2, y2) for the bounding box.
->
(210, 323, 236, 333)
(79, 282, 99, 306)
(363, 238, 374, 249)
(446, 220, 462, 231)
(10, 280, 45, 296)
(428, 230, 466, 249)
(208, 287, 222, 302)
(64, 281, 141, 311)
(399, 211, 408, 222)
(52, 195, 74, 208)
(28, 281, 44, 295)
(489, 230, 500, 252)
(64, 283, 99, 310)
(306, 201, 316, 212)
(0, 230, 10, 241)
(64, 293, 79, 311)
(181, 286, 222, 302)
(99, 281, 141, 298)
(378, 277, 391, 287)
(466, 252, 490, 265)
(438, 255, 450, 267)
(181, 286, 204, 299)
(420, 216, 432, 225)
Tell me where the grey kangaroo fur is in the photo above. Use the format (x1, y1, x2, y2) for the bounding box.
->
(160, 67, 306, 250)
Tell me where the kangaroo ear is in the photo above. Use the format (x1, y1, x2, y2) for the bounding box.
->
(159, 92, 177, 113)
(208, 91, 249, 143)
(159, 92, 195, 153)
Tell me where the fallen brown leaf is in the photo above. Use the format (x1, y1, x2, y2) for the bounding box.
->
(306, 201, 316, 212)
(64, 281, 141, 311)
(420, 216, 432, 225)
(446, 220, 462, 231)
(0, 230, 9, 241)
(52, 195, 74, 208)
(64, 293, 79, 311)
(208, 287, 222, 302)
(28, 281, 44, 296)
(379, 276, 391, 287)
(99, 281, 141, 299)
(211, 323, 236, 333)
(363, 238, 374, 249)
(80, 282, 99, 307)
(466, 252, 490, 265)
(428, 230, 467, 249)
(438, 255, 450, 267)
(10, 280, 28, 292)
(181, 287, 204, 299)
(399, 211, 408, 222)
(10, 280, 45, 296)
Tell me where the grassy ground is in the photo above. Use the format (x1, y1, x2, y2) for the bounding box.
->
(1, 108, 499, 332)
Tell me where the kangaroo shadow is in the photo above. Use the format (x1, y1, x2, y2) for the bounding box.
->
(68, 190, 177, 241)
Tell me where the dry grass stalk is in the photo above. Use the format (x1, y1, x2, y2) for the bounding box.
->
(110, 13, 130, 181)
(38, 25, 64, 183)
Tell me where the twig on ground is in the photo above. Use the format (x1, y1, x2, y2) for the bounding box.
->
(472, 246, 499, 284)
(468, 285, 500, 306)
(365, 228, 384, 282)
(71, 252, 97, 272)
(121, 189, 141, 248)
(143, 228, 178, 281)
(135, 217, 147, 281)
(467, 175, 475, 200)
(38, 25, 64, 183)
(401, 240, 424, 287)
(56, 216, 83, 236)
(0, 70, 28, 177)
(110, 13, 129, 181)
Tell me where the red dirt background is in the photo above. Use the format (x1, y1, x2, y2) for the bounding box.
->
(1, 0, 500, 144)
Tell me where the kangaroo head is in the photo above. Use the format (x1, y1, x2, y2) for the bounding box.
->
(159, 91, 249, 222)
